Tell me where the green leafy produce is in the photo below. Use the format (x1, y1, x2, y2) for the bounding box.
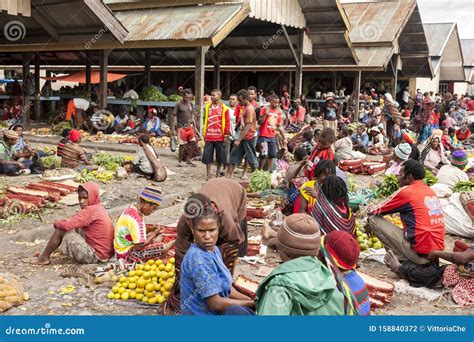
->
(141, 86, 168, 102)
(346, 173, 358, 192)
(167, 94, 182, 102)
(52, 121, 72, 135)
(423, 170, 438, 186)
(452, 181, 474, 193)
(375, 175, 399, 199)
(249, 170, 272, 192)
(41, 155, 61, 169)
(74, 169, 95, 183)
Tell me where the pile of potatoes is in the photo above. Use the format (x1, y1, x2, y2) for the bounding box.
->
(150, 136, 171, 148)
(0, 273, 28, 313)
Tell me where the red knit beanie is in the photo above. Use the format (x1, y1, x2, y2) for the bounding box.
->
(325, 231, 360, 270)
(69, 129, 81, 143)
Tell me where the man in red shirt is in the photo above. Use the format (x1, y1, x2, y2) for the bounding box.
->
(368, 160, 445, 287)
(202, 89, 230, 180)
(227, 89, 258, 178)
(258, 95, 286, 170)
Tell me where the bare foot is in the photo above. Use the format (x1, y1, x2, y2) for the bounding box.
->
(261, 220, 271, 240)
(22, 256, 51, 265)
(384, 250, 401, 273)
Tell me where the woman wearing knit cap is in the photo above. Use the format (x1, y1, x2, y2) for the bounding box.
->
(385, 143, 412, 176)
(0, 129, 37, 175)
(114, 184, 174, 263)
(256, 214, 344, 315)
(437, 150, 469, 190)
(320, 231, 370, 315)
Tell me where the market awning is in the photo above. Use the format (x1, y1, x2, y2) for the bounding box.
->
(42, 71, 126, 84)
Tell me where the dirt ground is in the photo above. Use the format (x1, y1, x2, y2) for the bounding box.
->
(0, 145, 472, 316)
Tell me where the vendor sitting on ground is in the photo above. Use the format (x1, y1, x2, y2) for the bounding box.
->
(352, 125, 369, 153)
(368, 160, 445, 288)
(385, 143, 412, 176)
(114, 184, 173, 263)
(0, 129, 41, 175)
(305, 127, 337, 178)
(256, 214, 344, 315)
(88, 110, 115, 134)
(142, 108, 163, 137)
(428, 240, 474, 306)
(180, 202, 254, 315)
(12, 125, 48, 158)
(57, 128, 71, 157)
(333, 126, 365, 163)
(164, 178, 247, 315)
(25, 182, 114, 265)
(60, 129, 98, 171)
(456, 122, 471, 142)
(320, 231, 371, 315)
(114, 106, 137, 134)
(124, 134, 159, 179)
(437, 150, 469, 189)
(421, 131, 449, 175)
(287, 120, 317, 152)
(368, 127, 387, 154)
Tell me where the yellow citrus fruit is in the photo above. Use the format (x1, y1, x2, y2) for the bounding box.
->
(111, 275, 119, 282)
(155, 259, 163, 265)
(143, 272, 151, 279)
(136, 288, 144, 293)
(151, 277, 158, 282)
(145, 283, 155, 292)
(154, 283, 161, 291)
(145, 291, 155, 298)
(128, 270, 136, 277)
(148, 297, 157, 305)
(159, 279, 166, 285)
(149, 270, 156, 278)
(114, 293, 121, 300)
(168, 277, 175, 284)
(122, 282, 129, 289)
(142, 296, 149, 303)
(144, 265, 151, 271)
(136, 293, 144, 301)
(119, 276, 127, 283)
(128, 277, 136, 283)
(137, 264, 144, 270)
(137, 278, 146, 288)
(168, 257, 175, 264)
(161, 273, 169, 281)
(156, 271, 162, 278)
(164, 264, 172, 272)
(111, 286, 119, 294)
(118, 287, 126, 294)
(156, 295, 165, 304)
(128, 283, 137, 290)
(136, 270, 144, 276)
(158, 264, 165, 271)
(162, 290, 170, 298)
(130, 291, 137, 299)
(168, 271, 174, 278)
(107, 292, 114, 299)
(151, 265, 157, 271)
(121, 292, 130, 300)
(163, 282, 173, 291)
(147, 259, 155, 266)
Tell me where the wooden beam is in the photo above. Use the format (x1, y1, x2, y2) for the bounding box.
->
(213, 54, 220, 90)
(354, 71, 361, 122)
(22, 53, 31, 126)
(31, 12, 60, 41)
(34, 54, 40, 121)
(85, 51, 91, 97)
(195, 46, 208, 134)
(99, 49, 111, 109)
(145, 50, 151, 87)
(294, 31, 304, 98)
(281, 25, 300, 68)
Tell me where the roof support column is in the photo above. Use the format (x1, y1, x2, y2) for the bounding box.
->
(354, 70, 361, 122)
(391, 57, 398, 99)
(85, 52, 91, 98)
(22, 53, 31, 126)
(34, 54, 41, 121)
(99, 49, 111, 110)
(195, 46, 208, 134)
(224, 71, 231, 98)
(213, 54, 220, 90)
(145, 51, 151, 88)
(295, 31, 304, 98)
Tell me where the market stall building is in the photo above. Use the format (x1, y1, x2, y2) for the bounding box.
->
(460, 39, 474, 95)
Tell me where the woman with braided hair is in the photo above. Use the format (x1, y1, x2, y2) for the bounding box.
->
(163, 178, 247, 314)
(311, 175, 355, 237)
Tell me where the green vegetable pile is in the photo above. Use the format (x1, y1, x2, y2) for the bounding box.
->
(167, 94, 182, 102)
(452, 181, 474, 193)
(91, 152, 127, 172)
(249, 170, 272, 192)
(375, 175, 399, 199)
(423, 170, 438, 186)
(41, 155, 61, 169)
(141, 86, 168, 102)
(52, 121, 72, 135)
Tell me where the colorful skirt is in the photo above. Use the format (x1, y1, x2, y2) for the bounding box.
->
(443, 264, 474, 306)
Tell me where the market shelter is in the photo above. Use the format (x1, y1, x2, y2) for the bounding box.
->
(42, 71, 127, 84)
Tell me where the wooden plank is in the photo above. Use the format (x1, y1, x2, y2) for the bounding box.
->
(194, 46, 208, 134)
(85, 52, 91, 97)
(144, 50, 151, 87)
(99, 49, 111, 109)
(34, 54, 40, 121)
(294, 31, 304, 98)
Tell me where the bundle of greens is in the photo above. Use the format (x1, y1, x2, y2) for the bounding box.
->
(375, 175, 399, 199)
(40, 155, 61, 169)
(249, 170, 272, 193)
(452, 181, 474, 193)
(141, 86, 168, 102)
(423, 170, 438, 186)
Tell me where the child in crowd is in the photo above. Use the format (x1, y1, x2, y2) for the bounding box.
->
(392, 118, 401, 146)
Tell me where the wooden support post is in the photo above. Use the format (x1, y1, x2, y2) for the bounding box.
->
(145, 51, 151, 88)
(34, 54, 40, 121)
(288, 71, 292, 97)
(225, 71, 231, 98)
(392, 63, 398, 99)
(333, 71, 337, 93)
(85, 52, 91, 98)
(99, 49, 111, 109)
(195, 46, 208, 133)
(172, 71, 178, 92)
(213, 54, 220, 90)
(354, 71, 361, 122)
(22, 53, 31, 126)
(294, 31, 304, 98)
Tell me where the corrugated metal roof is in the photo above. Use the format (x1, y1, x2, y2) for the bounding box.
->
(248, 0, 306, 28)
(114, 3, 243, 41)
(354, 46, 392, 68)
(461, 39, 474, 66)
(343, 0, 415, 43)
(423, 23, 455, 57)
